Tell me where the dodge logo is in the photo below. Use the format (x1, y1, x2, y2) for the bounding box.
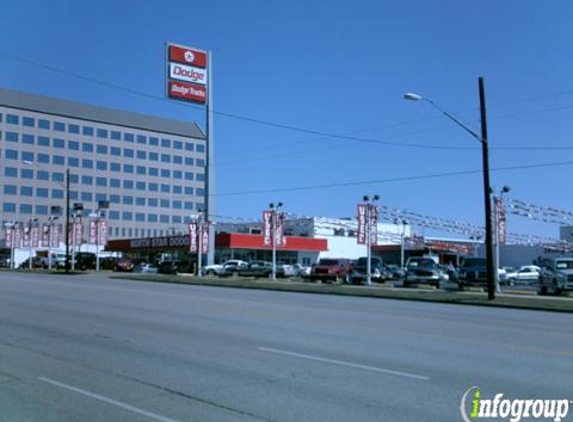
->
(184, 51, 195, 63)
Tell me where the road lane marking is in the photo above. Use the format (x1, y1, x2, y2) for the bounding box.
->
(37, 377, 181, 422)
(258, 347, 430, 381)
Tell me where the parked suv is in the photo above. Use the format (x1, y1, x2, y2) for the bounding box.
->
(309, 258, 352, 283)
(457, 257, 488, 289)
(403, 257, 446, 288)
(349, 257, 387, 284)
(538, 257, 573, 295)
(202, 260, 248, 276)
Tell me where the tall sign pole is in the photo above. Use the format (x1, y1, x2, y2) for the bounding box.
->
(166, 42, 214, 265)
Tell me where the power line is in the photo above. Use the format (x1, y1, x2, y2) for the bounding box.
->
(211, 159, 573, 197)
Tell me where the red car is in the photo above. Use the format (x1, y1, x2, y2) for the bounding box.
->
(113, 258, 134, 272)
(309, 258, 353, 283)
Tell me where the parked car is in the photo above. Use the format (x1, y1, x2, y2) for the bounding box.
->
(457, 257, 488, 289)
(349, 257, 388, 284)
(403, 257, 447, 288)
(100, 257, 118, 270)
(538, 257, 573, 295)
(309, 258, 352, 283)
(134, 263, 159, 273)
(291, 263, 311, 277)
(74, 252, 97, 271)
(202, 260, 248, 276)
(505, 265, 541, 286)
(223, 261, 286, 278)
(113, 258, 134, 272)
(19, 257, 44, 269)
(385, 264, 405, 280)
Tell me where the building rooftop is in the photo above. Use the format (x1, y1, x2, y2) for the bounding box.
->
(0, 87, 205, 139)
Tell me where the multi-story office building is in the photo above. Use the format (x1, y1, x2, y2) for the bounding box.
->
(0, 87, 208, 240)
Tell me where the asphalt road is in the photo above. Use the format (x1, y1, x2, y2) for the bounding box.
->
(0, 272, 571, 422)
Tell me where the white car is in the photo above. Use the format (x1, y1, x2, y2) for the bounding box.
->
(505, 265, 541, 286)
(202, 260, 248, 276)
(134, 263, 159, 273)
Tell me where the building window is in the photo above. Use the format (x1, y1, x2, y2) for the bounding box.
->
(110, 179, 120, 188)
(184, 186, 194, 195)
(185, 142, 194, 151)
(173, 200, 182, 209)
(124, 133, 134, 142)
(23, 117, 35, 127)
(196, 173, 205, 182)
(96, 177, 107, 187)
(4, 185, 17, 195)
(95, 193, 106, 202)
(149, 152, 158, 161)
(136, 181, 146, 190)
(160, 214, 169, 223)
(160, 199, 169, 207)
(82, 159, 93, 169)
(4, 167, 18, 177)
(6, 132, 18, 142)
(37, 187, 49, 197)
(148, 198, 158, 207)
(197, 144, 206, 153)
(184, 201, 193, 210)
(37, 171, 49, 181)
(111, 130, 121, 140)
(136, 213, 145, 222)
(148, 214, 158, 223)
(123, 148, 134, 158)
(110, 162, 120, 172)
(83, 126, 94, 136)
(20, 204, 33, 214)
(111, 147, 121, 156)
(160, 184, 170, 193)
(109, 194, 120, 204)
(68, 140, 80, 150)
(7, 114, 19, 125)
(5, 149, 18, 160)
(160, 169, 171, 178)
(123, 180, 134, 189)
(196, 159, 206, 167)
(68, 124, 80, 134)
(149, 137, 159, 146)
(185, 172, 194, 180)
(81, 192, 93, 202)
(173, 170, 182, 180)
(135, 197, 145, 206)
(54, 121, 66, 132)
(122, 211, 133, 221)
(173, 186, 182, 194)
(36, 205, 48, 215)
(39, 153, 50, 164)
(68, 157, 79, 167)
(22, 134, 34, 144)
(3, 203, 16, 213)
(173, 156, 183, 165)
(82, 142, 94, 152)
(149, 167, 158, 177)
(122, 196, 133, 205)
(69, 174, 79, 184)
(161, 138, 171, 148)
(53, 155, 65, 166)
(137, 135, 147, 144)
(39, 136, 51, 147)
(161, 154, 171, 163)
(97, 144, 108, 154)
(184, 157, 194, 166)
(109, 210, 120, 220)
(123, 164, 134, 173)
(96, 128, 108, 138)
(70, 191, 78, 200)
(52, 189, 64, 199)
(81, 175, 93, 185)
(38, 119, 50, 130)
(173, 140, 183, 150)
(22, 151, 34, 162)
(136, 150, 147, 160)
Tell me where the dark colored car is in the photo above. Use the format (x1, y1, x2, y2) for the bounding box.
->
(309, 258, 352, 283)
(457, 257, 488, 289)
(223, 261, 285, 278)
(349, 257, 388, 284)
(100, 257, 118, 270)
(113, 258, 135, 272)
(158, 260, 193, 274)
(385, 264, 405, 280)
(74, 252, 96, 271)
(403, 257, 445, 288)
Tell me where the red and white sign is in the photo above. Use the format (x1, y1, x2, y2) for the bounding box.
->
(41, 224, 50, 247)
(23, 227, 31, 248)
(13, 227, 22, 248)
(168, 45, 207, 68)
(89, 220, 97, 245)
(262, 211, 273, 245)
(50, 225, 60, 248)
(496, 197, 507, 245)
(69, 222, 82, 245)
(5, 227, 14, 249)
(167, 43, 208, 105)
(357, 205, 367, 245)
(369, 205, 378, 246)
(97, 220, 108, 246)
(189, 222, 198, 253)
(31, 226, 40, 248)
(275, 212, 286, 247)
(200, 222, 210, 254)
(168, 80, 207, 104)
(169, 63, 207, 85)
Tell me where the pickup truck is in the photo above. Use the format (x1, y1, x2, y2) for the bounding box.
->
(202, 260, 248, 276)
(309, 258, 352, 284)
(349, 257, 387, 284)
(538, 257, 573, 295)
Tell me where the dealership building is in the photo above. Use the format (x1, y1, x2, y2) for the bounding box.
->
(0, 87, 208, 241)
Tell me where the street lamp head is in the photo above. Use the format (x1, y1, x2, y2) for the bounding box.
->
(269, 203, 275, 209)
(373, 194, 380, 201)
(502, 186, 511, 194)
(363, 195, 369, 202)
(403, 93, 423, 102)
(277, 202, 283, 208)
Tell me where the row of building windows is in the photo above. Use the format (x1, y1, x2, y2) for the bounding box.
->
(2, 202, 194, 224)
(0, 113, 202, 151)
(2, 166, 205, 184)
(0, 133, 206, 162)
(3, 186, 198, 208)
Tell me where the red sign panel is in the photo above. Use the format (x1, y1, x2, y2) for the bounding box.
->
(262, 211, 272, 245)
(168, 80, 207, 104)
(189, 222, 198, 253)
(168, 45, 207, 68)
(357, 205, 367, 245)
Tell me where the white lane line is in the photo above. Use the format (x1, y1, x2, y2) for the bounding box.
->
(37, 377, 181, 422)
(258, 347, 430, 381)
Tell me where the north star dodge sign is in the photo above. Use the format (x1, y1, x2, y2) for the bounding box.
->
(167, 43, 208, 104)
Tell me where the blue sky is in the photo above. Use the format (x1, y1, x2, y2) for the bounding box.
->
(1, 0, 572, 240)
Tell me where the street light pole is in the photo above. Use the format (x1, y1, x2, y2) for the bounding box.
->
(493, 186, 511, 292)
(65, 168, 70, 274)
(404, 76, 496, 300)
(363, 194, 379, 286)
(269, 202, 283, 281)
